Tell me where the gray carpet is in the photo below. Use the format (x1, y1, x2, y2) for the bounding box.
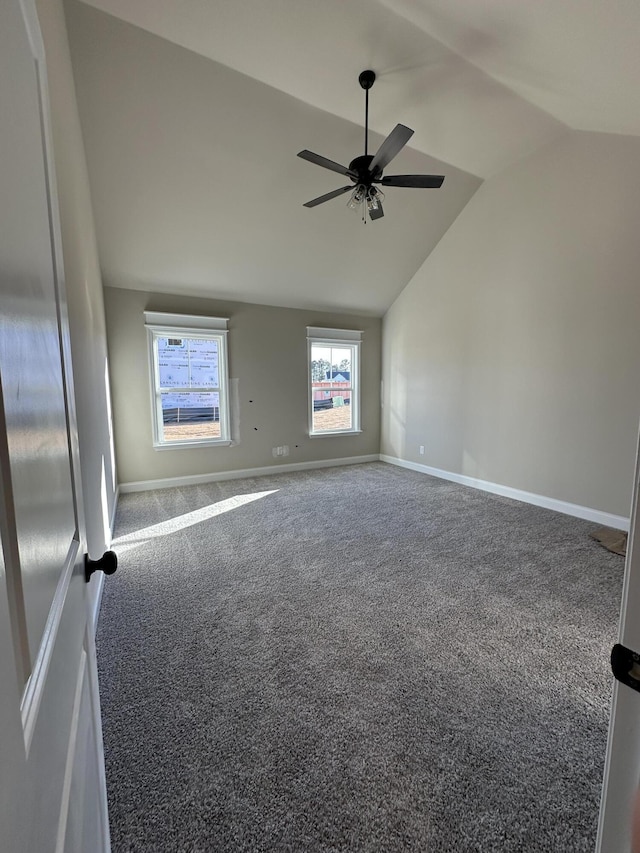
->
(97, 462, 624, 852)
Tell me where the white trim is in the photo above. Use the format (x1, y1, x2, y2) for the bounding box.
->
(109, 485, 119, 542)
(86, 485, 120, 635)
(20, 0, 45, 59)
(307, 326, 362, 342)
(89, 485, 120, 636)
(308, 430, 363, 437)
(21, 538, 80, 753)
(55, 649, 87, 853)
(146, 324, 231, 449)
(144, 311, 228, 331)
(90, 574, 105, 637)
(595, 416, 640, 851)
(380, 455, 630, 530)
(119, 454, 379, 494)
(84, 622, 111, 852)
(308, 336, 361, 436)
(153, 439, 233, 451)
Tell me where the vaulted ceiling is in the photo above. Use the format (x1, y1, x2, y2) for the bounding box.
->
(67, 0, 640, 315)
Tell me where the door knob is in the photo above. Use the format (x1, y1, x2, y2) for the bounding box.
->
(85, 550, 118, 583)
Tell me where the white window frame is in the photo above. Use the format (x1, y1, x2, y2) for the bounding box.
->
(144, 311, 231, 450)
(307, 326, 362, 437)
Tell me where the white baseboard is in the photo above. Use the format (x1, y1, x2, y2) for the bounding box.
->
(380, 454, 630, 531)
(119, 454, 380, 494)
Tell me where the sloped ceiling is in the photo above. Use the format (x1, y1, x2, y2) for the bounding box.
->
(379, 0, 640, 137)
(66, 0, 639, 315)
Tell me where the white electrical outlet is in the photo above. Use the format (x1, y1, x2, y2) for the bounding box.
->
(282, 445, 289, 457)
(419, 445, 425, 455)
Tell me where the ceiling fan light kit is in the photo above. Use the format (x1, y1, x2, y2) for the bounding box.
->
(347, 184, 385, 219)
(298, 70, 445, 222)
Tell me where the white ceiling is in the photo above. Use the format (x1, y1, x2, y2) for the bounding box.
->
(68, 0, 639, 315)
(379, 0, 640, 137)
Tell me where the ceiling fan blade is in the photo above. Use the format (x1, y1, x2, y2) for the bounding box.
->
(303, 185, 353, 208)
(368, 124, 414, 175)
(297, 150, 355, 178)
(380, 174, 445, 188)
(368, 201, 384, 221)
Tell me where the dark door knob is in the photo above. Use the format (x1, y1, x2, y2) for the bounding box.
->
(85, 550, 118, 583)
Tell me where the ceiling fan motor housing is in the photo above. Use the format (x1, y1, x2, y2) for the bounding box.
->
(348, 154, 380, 184)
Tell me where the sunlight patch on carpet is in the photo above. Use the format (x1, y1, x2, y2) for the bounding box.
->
(115, 489, 279, 553)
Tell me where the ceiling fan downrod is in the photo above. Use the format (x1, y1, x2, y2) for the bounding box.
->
(359, 70, 376, 158)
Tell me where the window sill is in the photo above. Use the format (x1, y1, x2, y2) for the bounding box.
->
(153, 440, 233, 451)
(308, 430, 362, 438)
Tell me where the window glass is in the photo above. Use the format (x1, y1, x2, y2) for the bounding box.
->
(160, 390, 221, 443)
(145, 314, 230, 448)
(307, 328, 361, 436)
(157, 337, 219, 387)
(310, 344, 354, 433)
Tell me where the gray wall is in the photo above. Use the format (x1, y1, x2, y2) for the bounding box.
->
(104, 286, 381, 484)
(382, 130, 640, 518)
(36, 0, 117, 567)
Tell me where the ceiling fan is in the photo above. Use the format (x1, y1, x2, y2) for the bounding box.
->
(297, 69, 444, 222)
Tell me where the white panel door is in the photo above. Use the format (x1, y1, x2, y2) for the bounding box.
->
(0, 1, 110, 851)
(597, 425, 640, 853)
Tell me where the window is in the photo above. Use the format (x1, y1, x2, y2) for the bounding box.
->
(307, 326, 362, 436)
(144, 311, 230, 449)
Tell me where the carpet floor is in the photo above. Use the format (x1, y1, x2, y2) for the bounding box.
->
(97, 462, 624, 852)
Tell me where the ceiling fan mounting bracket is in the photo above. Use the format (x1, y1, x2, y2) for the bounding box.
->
(358, 70, 376, 90)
